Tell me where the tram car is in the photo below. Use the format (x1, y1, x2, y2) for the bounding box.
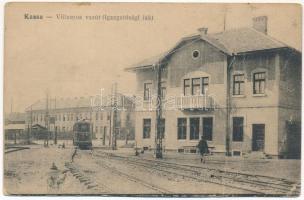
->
(73, 120, 92, 150)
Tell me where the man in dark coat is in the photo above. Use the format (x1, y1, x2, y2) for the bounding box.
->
(197, 136, 209, 163)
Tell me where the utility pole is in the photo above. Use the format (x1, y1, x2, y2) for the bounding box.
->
(45, 90, 49, 147)
(54, 97, 57, 145)
(112, 82, 118, 150)
(10, 97, 13, 113)
(28, 105, 32, 145)
(155, 63, 163, 159)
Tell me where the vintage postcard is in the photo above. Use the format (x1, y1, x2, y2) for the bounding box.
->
(3, 2, 302, 196)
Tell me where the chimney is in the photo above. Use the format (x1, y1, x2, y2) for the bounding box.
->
(252, 16, 268, 34)
(198, 27, 208, 35)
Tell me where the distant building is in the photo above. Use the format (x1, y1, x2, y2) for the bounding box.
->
(4, 112, 26, 144)
(126, 16, 301, 158)
(25, 94, 135, 144)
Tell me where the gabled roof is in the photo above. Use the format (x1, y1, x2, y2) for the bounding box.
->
(126, 27, 294, 72)
(206, 28, 287, 54)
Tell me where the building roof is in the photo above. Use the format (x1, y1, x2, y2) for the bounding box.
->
(25, 97, 92, 111)
(206, 28, 287, 55)
(126, 27, 294, 72)
(5, 112, 26, 122)
(4, 124, 26, 130)
(25, 93, 134, 112)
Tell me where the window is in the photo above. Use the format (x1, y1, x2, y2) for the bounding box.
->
(160, 81, 166, 99)
(192, 78, 201, 95)
(63, 114, 65, 121)
(203, 117, 213, 141)
(177, 118, 187, 140)
(143, 119, 151, 139)
(100, 113, 103, 120)
(192, 50, 200, 59)
(233, 117, 244, 141)
(233, 74, 245, 95)
(184, 77, 209, 96)
(190, 118, 200, 140)
(159, 118, 165, 139)
(202, 77, 209, 94)
(144, 82, 152, 100)
(96, 112, 99, 120)
(253, 72, 266, 94)
(184, 79, 191, 96)
(95, 126, 98, 133)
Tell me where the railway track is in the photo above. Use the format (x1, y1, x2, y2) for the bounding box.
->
(5, 146, 30, 154)
(72, 149, 171, 194)
(65, 161, 113, 193)
(95, 151, 300, 196)
(96, 159, 172, 194)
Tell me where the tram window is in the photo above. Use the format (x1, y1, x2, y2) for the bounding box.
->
(78, 124, 89, 132)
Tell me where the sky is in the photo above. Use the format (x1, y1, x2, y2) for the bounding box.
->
(4, 3, 302, 113)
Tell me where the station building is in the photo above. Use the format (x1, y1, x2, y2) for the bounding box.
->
(25, 95, 135, 144)
(126, 16, 301, 158)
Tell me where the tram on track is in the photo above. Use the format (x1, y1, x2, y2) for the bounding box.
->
(73, 120, 92, 150)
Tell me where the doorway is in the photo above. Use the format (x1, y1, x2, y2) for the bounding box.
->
(252, 124, 265, 151)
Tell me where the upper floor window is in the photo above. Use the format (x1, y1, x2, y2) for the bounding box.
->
(233, 74, 245, 95)
(192, 50, 200, 59)
(202, 77, 209, 94)
(184, 79, 191, 96)
(192, 78, 201, 95)
(253, 72, 266, 94)
(96, 112, 99, 120)
(184, 77, 209, 96)
(144, 82, 152, 101)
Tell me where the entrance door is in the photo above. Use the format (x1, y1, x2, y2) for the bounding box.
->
(252, 124, 265, 151)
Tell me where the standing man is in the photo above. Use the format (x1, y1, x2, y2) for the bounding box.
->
(197, 136, 209, 163)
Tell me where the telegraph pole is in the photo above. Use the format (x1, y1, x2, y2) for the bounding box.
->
(54, 97, 57, 145)
(29, 105, 32, 145)
(112, 82, 118, 150)
(155, 63, 163, 159)
(45, 90, 49, 147)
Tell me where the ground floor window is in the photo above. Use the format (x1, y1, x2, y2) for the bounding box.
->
(143, 119, 151, 139)
(190, 118, 200, 140)
(203, 117, 213, 141)
(177, 118, 187, 140)
(159, 118, 165, 139)
(233, 117, 244, 141)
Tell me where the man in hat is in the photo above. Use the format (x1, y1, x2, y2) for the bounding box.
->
(197, 136, 209, 163)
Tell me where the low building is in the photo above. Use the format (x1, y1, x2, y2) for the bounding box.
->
(4, 112, 26, 144)
(125, 16, 301, 158)
(25, 94, 135, 145)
